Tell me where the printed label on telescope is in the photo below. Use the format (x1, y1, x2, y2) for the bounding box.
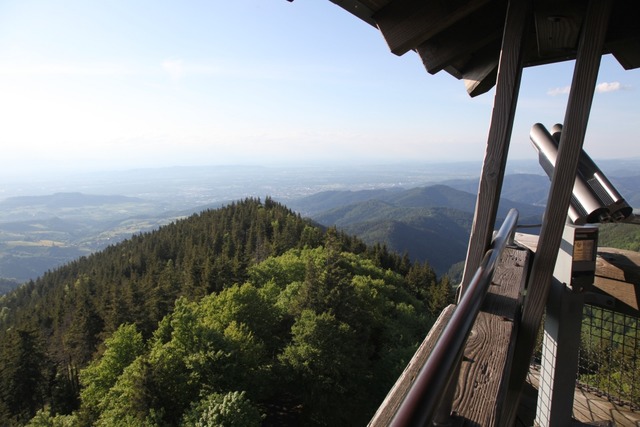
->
(574, 239, 595, 262)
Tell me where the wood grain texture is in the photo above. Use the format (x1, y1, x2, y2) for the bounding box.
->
(503, 1, 613, 425)
(373, 0, 491, 56)
(328, 0, 378, 26)
(516, 238, 640, 316)
(592, 247, 640, 316)
(416, 3, 505, 75)
(526, 366, 640, 426)
(370, 248, 530, 426)
(463, 54, 499, 97)
(596, 247, 640, 283)
(452, 247, 529, 426)
(534, 0, 585, 56)
(461, 0, 531, 292)
(330, 0, 640, 98)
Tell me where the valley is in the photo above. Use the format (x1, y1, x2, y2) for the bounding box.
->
(1, 160, 638, 289)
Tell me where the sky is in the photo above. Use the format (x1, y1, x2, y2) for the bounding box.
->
(0, 0, 638, 177)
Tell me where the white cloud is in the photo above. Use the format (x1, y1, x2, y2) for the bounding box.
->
(595, 81, 629, 93)
(547, 81, 630, 96)
(547, 86, 571, 96)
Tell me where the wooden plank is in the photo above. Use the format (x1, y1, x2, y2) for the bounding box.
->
(534, 0, 585, 56)
(461, 42, 501, 97)
(460, 0, 531, 292)
(328, 0, 377, 27)
(516, 237, 640, 316)
(454, 311, 516, 425)
(596, 247, 640, 283)
(463, 59, 498, 97)
(502, 1, 613, 425)
(368, 305, 456, 427)
(514, 232, 538, 252)
(604, 1, 640, 70)
(609, 37, 640, 70)
(351, 0, 390, 10)
(444, 64, 464, 80)
(373, 0, 492, 56)
(591, 247, 640, 316)
(527, 367, 640, 426)
(589, 276, 640, 317)
(416, 3, 505, 75)
(452, 247, 529, 426)
(369, 247, 529, 426)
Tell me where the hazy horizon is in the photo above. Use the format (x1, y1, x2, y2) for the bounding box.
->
(1, 1, 639, 178)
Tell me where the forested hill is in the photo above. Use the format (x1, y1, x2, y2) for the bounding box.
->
(0, 198, 450, 426)
(288, 184, 545, 277)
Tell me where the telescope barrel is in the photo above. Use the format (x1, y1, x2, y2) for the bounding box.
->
(530, 123, 611, 224)
(551, 124, 632, 221)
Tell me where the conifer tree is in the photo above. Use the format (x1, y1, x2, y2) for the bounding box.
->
(0, 328, 49, 425)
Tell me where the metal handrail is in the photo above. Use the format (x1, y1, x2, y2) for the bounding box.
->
(390, 208, 520, 426)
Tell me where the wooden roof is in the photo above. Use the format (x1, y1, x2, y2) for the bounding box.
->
(327, 0, 640, 97)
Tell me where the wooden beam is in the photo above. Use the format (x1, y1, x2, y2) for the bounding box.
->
(589, 276, 640, 317)
(609, 36, 640, 70)
(451, 247, 529, 425)
(463, 57, 498, 98)
(590, 247, 640, 316)
(368, 247, 529, 426)
(373, 0, 491, 56)
(596, 247, 640, 284)
(443, 64, 464, 80)
(328, 0, 377, 27)
(502, 0, 613, 424)
(534, 0, 585, 56)
(461, 41, 501, 97)
(604, 1, 640, 69)
(416, 3, 505, 75)
(516, 237, 640, 317)
(460, 0, 531, 292)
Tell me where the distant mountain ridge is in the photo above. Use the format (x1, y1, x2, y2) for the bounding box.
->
(293, 183, 544, 218)
(2, 170, 637, 286)
(441, 174, 550, 206)
(340, 208, 472, 275)
(291, 182, 546, 276)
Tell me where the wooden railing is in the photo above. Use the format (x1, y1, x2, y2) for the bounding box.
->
(369, 209, 523, 426)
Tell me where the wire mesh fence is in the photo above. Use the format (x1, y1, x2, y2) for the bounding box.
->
(578, 304, 639, 410)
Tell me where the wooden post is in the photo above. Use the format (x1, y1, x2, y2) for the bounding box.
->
(460, 0, 531, 295)
(502, 1, 613, 424)
(535, 225, 597, 427)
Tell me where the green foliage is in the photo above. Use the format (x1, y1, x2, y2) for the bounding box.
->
(598, 223, 640, 252)
(181, 391, 262, 427)
(71, 245, 438, 425)
(578, 306, 640, 407)
(25, 408, 78, 427)
(0, 198, 452, 426)
(0, 328, 50, 425)
(279, 309, 368, 425)
(79, 324, 145, 419)
(93, 356, 164, 427)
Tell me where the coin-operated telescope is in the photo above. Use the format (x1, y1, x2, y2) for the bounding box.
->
(529, 123, 633, 225)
